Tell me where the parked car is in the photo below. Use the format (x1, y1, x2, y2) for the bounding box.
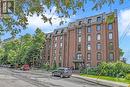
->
(52, 67, 72, 78)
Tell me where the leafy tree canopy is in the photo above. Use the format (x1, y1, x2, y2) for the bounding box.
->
(0, 0, 125, 37)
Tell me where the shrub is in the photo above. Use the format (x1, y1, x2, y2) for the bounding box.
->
(41, 63, 50, 70)
(126, 74, 130, 80)
(80, 67, 98, 75)
(97, 61, 129, 78)
(80, 61, 130, 78)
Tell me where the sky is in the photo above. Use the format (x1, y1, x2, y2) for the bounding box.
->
(1, 0, 130, 64)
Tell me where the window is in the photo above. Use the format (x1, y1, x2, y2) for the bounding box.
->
(109, 32, 113, 40)
(97, 17, 101, 22)
(87, 43, 91, 50)
(97, 33, 101, 40)
(97, 52, 101, 60)
(78, 44, 81, 51)
(59, 48, 62, 54)
(54, 49, 56, 54)
(86, 62, 91, 67)
(78, 36, 82, 42)
(87, 26, 91, 33)
(54, 56, 56, 60)
(77, 53, 82, 59)
(59, 55, 62, 61)
(79, 21, 82, 25)
(48, 56, 50, 60)
(59, 63, 61, 67)
(109, 42, 113, 50)
(87, 34, 91, 41)
(109, 52, 114, 61)
(87, 53, 91, 60)
(61, 30, 64, 33)
(55, 31, 58, 34)
(96, 24, 101, 31)
(77, 28, 82, 34)
(60, 36, 63, 40)
(60, 42, 63, 47)
(97, 43, 101, 50)
(55, 37, 57, 41)
(54, 43, 57, 47)
(108, 23, 113, 30)
(88, 19, 91, 23)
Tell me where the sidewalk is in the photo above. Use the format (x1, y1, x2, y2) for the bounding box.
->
(72, 74, 129, 87)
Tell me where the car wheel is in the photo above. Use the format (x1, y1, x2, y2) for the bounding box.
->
(68, 76, 70, 78)
(60, 74, 63, 78)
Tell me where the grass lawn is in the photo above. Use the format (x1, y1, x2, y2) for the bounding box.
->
(80, 74, 130, 84)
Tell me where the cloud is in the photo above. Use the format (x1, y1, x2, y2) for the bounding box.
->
(118, 9, 130, 37)
(27, 6, 72, 33)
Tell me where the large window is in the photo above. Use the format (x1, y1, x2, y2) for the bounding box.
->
(78, 44, 81, 51)
(97, 17, 101, 22)
(60, 36, 63, 40)
(77, 28, 82, 34)
(54, 43, 57, 47)
(87, 53, 91, 60)
(97, 33, 101, 40)
(88, 19, 91, 24)
(87, 43, 91, 50)
(86, 62, 91, 67)
(78, 36, 82, 42)
(59, 55, 62, 61)
(87, 34, 91, 41)
(109, 32, 113, 40)
(60, 42, 63, 47)
(96, 24, 101, 31)
(109, 52, 114, 61)
(77, 53, 82, 59)
(87, 26, 91, 33)
(108, 23, 113, 30)
(59, 48, 62, 54)
(97, 43, 101, 50)
(109, 42, 113, 50)
(55, 37, 57, 41)
(54, 49, 56, 54)
(97, 52, 101, 60)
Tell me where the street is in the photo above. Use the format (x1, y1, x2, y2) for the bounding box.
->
(0, 67, 108, 87)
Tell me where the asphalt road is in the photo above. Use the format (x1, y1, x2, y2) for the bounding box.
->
(0, 67, 108, 87)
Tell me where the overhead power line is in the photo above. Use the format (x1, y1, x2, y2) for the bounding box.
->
(119, 23, 130, 44)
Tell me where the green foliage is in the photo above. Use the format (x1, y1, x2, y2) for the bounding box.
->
(126, 74, 130, 80)
(0, 28, 46, 67)
(41, 63, 50, 71)
(80, 68, 98, 75)
(80, 62, 130, 78)
(120, 48, 124, 57)
(0, 0, 126, 36)
(106, 13, 115, 24)
(50, 60, 57, 70)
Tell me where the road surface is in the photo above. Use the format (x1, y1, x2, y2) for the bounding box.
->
(0, 67, 108, 87)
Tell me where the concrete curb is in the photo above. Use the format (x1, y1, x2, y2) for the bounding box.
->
(72, 75, 129, 87)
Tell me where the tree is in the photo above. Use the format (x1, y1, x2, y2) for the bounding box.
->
(0, 0, 126, 36)
(24, 28, 46, 66)
(120, 48, 124, 57)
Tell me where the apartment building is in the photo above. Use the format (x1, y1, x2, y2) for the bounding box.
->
(43, 11, 119, 70)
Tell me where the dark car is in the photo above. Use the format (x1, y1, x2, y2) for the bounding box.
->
(52, 67, 72, 78)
